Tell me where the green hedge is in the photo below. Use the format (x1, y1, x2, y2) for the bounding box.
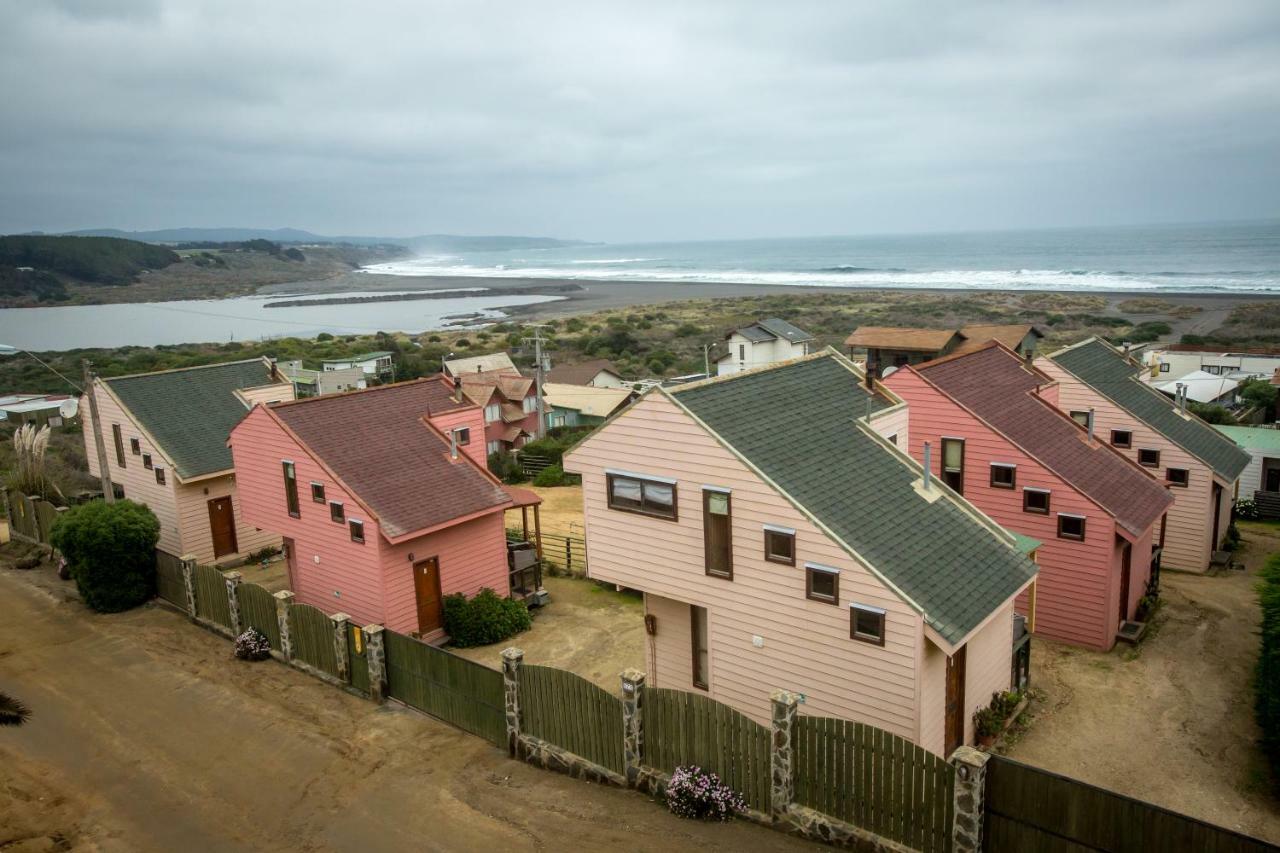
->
(1257, 552, 1280, 772)
(442, 588, 531, 647)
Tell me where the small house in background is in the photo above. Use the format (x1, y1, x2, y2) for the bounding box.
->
(847, 324, 1044, 378)
(1140, 343, 1280, 384)
(546, 358, 627, 388)
(1215, 425, 1280, 500)
(443, 351, 519, 378)
(1154, 370, 1239, 406)
(322, 351, 394, 378)
(277, 360, 366, 397)
(542, 383, 633, 429)
(229, 376, 546, 639)
(0, 394, 77, 428)
(715, 318, 814, 375)
(82, 358, 294, 564)
(459, 371, 541, 454)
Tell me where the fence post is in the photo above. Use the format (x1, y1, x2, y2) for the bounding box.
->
(949, 746, 991, 853)
(223, 570, 243, 635)
(274, 590, 295, 660)
(331, 612, 351, 683)
(365, 624, 386, 703)
(770, 690, 800, 822)
(501, 647, 524, 757)
(620, 668, 646, 788)
(181, 554, 198, 618)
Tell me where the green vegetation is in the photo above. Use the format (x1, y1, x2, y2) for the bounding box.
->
(1189, 401, 1233, 424)
(532, 463, 567, 487)
(0, 235, 180, 303)
(442, 587, 531, 647)
(1241, 377, 1279, 412)
(50, 499, 160, 613)
(1256, 551, 1280, 776)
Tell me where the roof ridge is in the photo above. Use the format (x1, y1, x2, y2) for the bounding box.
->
(268, 374, 456, 409)
(669, 349, 836, 395)
(104, 356, 270, 383)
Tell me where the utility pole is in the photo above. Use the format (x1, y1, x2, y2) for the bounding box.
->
(523, 326, 550, 439)
(82, 359, 115, 503)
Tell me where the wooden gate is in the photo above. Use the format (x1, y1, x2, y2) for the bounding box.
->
(383, 630, 506, 747)
(521, 664, 624, 775)
(289, 602, 338, 677)
(795, 715, 954, 853)
(236, 582, 280, 649)
(644, 687, 771, 813)
(155, 550, 187, 607)
(193, 563, 232, 628)
(348, 623, 370, 694)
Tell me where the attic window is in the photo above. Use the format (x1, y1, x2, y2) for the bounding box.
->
(143, 453, 153, 470)
(1023, 488, 1050, 515)
(763, 525, 796, 566)
(311, 482, 326, 503)
(1057, 513, 1086, 541)
(330, 501, 345, 523)
(1069, 411, 1090, 428)
(453, 427, 471, 446)
(1167, 468, 1190, 488)
(130, 437, 141, 456)
(990, 463, 1016, 489)
(849, 603, 886, 646)
(805, 563, 839, 605)
(349, 519, 365, 543)
(1110, 430, 1132, 449)
(155, 467, 166, 486)
(1138, 449, 1160, 468)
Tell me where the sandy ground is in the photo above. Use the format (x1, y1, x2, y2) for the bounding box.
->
(527, 485, 586, 538)
(0, 558, 812, 853)
(1004, 521, 1280, 842)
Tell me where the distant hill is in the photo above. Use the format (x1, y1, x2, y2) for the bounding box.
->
(60, 227, 594, 252)
(0, 235, 180, 302)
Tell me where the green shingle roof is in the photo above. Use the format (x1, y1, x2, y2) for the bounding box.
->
(1051, 339, 1250, 481)
(105, 359, 275, 479)
(670, 353, 1038, 646)
(1216, 425, 1280, 453)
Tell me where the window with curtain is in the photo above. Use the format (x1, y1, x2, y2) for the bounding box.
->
(942, 438, 965, 494)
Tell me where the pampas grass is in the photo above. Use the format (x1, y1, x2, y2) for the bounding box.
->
(8, 422, 61, 502)
(0, 692, 31, 726)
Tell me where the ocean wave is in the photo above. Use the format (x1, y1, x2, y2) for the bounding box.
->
(569, 257, 663, 264)
(817, 266, 909, 273)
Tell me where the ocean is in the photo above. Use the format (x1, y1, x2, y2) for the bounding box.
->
(362, 219, 1280, 294)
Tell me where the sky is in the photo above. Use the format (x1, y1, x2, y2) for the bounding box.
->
(2, 0, 1279, 243)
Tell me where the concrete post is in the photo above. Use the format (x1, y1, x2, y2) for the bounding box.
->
(501, 647, 524, 757)
(620, 669, 646, 787)
(770, 690, 800, 822)
(949, 746, 991, 853)
(180, 554, 198, 618)
(222, 570, 243, 635)
(273, 590, 295, 659)
(331, 612, 351, 683)
(364, 624, 386, 703)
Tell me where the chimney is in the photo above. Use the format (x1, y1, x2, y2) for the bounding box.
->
(1023, 348, 1033, 368)
(1087, 408, 1095, 442)
(450, 429, 458, 460)
(453, 376, 463, 404)
(922, 441, 933, 490)
(1177, 383, 1187, 413)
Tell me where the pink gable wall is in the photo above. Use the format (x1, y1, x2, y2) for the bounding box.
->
(885, 367, 1126, 650)
(426, 407, 489, 469)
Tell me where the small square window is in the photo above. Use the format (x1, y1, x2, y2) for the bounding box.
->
(330, 501, 345, 523)
(1069, 411, 1090, 428)
(349, 519, 365, 543)
(155, 467, 165, 485)
(764, 527, 795, 565)
(1110, 430, 1132, 449)
(1159, 363, 1170, 373)
(453, 427, 470, 446)
(849, 604, 886, 646)
(1167, 468, 1189, 488)
(112, 483, 125, 500)
(990, 464, 1016, 489)
(806, 564, 839, 604)
(142, 453, 153, 470)
(1023, 488, 1050, 514)
(1058, 514, 1086, 541)
(130, 437, 141, 455)
(1138, 448, 1160, 468)
(311, 482, 326, 503)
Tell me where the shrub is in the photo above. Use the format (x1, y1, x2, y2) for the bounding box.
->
(532, 463, 566, 487)
(234, 628, 272, 661)
(1237, 500, 1260, 521)
(488, 450, 525, 484)
(665, 766, 746, 821)
(443, 588, 531, 647)
(1225, 523, 1242, 552)
(0, 692, 31, 727)
(50, 499, 159, 613)
(1256, 553, 1280, 772)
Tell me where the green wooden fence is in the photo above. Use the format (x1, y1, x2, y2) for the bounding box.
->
(290, 602, 338, 677)
(348, 623, 370, 695)
(236, 582, 280, 649)
(521, 664, 624, 775)
(155, 550, 187, 607)
(193, 563, 232, 628)
(644, 687, 771, 813)
(383, 630, 506, 747)
(985, 756, 1279, 853)
(795, 715, 954, 853)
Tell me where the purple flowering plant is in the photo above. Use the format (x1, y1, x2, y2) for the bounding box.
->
(665, 765, 746, 821)
(234, 627, 272, 661)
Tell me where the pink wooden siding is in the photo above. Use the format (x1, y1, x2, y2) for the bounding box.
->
(885, 368, 1124, 650)
(645, 593, 696, 688)
(236, 382, 295, 410)
(427, 407, 489, 470)
(917, 641, 947, 756)
(962, 603, 1014, 743)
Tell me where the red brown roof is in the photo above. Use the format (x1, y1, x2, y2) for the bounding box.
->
(546, 359, 622, 386)
(844, 326, 964, 352)
(269, 377, 511, 539)
(916, 343, 1172, 536)
(953, 324, 1042, 354)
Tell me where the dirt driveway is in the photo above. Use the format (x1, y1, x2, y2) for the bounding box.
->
(0, 562, 813, 853)
(1004, 521, 1280, 842)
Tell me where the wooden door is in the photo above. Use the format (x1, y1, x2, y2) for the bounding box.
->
(413, 557, 444, 634)
(282, 537, 296, 590)
(945, 646, 967, 755)
(1211, 482, 1224, 550)
(207, 497, 238, 559)
(1118, 540, 1132, 623)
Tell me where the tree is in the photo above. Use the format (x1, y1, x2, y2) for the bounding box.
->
(1240, 377, 1279, 411)
(1189, 401, 1233, 424)
(50, 500, 159, 612)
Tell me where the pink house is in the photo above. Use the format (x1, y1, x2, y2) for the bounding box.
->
(885, 343, 1174, 650)
(229, 377, 542, 639)
(460, 371, 541, 455)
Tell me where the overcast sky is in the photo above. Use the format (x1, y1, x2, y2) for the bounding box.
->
(2, 0, 1278, 242)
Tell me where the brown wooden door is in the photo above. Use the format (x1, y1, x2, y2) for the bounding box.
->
(1118, 540, 1132, 623)
(413, 557, 444, 634)
(1211, 482, 1224, 550)
(945, 646, 967, 756)
(207, 497, 238, 558)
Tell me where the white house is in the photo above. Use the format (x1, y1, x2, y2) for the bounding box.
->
(1142, 345, 1280, 384)
(1155, 370, 1240, 405)
(321, 351, 394, 377)
(277, 360, 366, 397)
(443, 352, 519, 378)
(715, 318, 814, 376)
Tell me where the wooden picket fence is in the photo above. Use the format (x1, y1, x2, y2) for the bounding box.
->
(521, 664, 625, 775)
(289, 602, 339, 678)
(383, 629, 506, 748)
(795, 715, 954, 853)
(155, 550, 187, 607)
(192, 563, 232, 629)
(4, 489, 64, 545)
(236, 582, 281, 649)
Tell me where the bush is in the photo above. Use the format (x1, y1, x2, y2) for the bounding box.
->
(665, 766, 746, 821)
(50, 499, 159, 612)
(442, 588, 531, 647)
(532, 463, 566, 487)
(1237, 500, 1260, 521)
(1256, 553, 1280, 773)
(1189, 401, 1233, 424)
(488, 450, 525, 484)
(234, 628, 272, 661)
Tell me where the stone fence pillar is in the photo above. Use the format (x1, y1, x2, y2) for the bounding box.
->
(364, 625, 386, 703)
(949, 746, 990, 853)
(180, 554, 198, 618)
(331, 613, 351, 683)
(273, 590, 295, 659)
(222, 570, 243, 635)
(620, 669, 646, 787)
(770, 690, 800, 822)
(501, 647, 524, 757)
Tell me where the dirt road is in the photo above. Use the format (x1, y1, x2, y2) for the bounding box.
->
(0, 567, 814, 852)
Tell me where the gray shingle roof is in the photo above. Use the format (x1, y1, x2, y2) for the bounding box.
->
(1051, 338, 1250, 482)
(755, 318, 814, 343)
(670, 354, 1037, 645)
(105, 359, 276, 479)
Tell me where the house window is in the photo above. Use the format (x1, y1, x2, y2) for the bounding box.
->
(453, 427, 470, 446)
(112, 483, 125, 500)
(1138, 448, 1160, 468)
(763, 525, 795, 565)
(487, 440, 501, 455)
(805, 563, 839, 604)
(1110, 430, 1132, 449)
(849, 603, 886, 646)
(691, 605, 709, 690)
(311, 482, 326, 503)
(484, 403, 501, 423)
(1023, 488, 1050, 514)
(941, 438, 964, 494)
(282, 461, 300, 518)
(703, 489, 733, 579)
(1057, 513, 1086, 541)
(142, 453, 153, 470)
(1159, 363, 1170, 373)
(549, 412, 567, 428)
(155, 467, 165, 485)
(1069, 411, 1090, 428)
(330, 501, 345, 523)
(522, 395, 537, 414)
(130, 437, 141, 455)
(112, 424, 126, 467)
(738, 344, 746, 361)
(990, 463, 1016, 489)
(1167, 468, 1190, 488)
(887, 434, 898, 446)
(606, 471, 677, 520)
(349, 519, 365, 543)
